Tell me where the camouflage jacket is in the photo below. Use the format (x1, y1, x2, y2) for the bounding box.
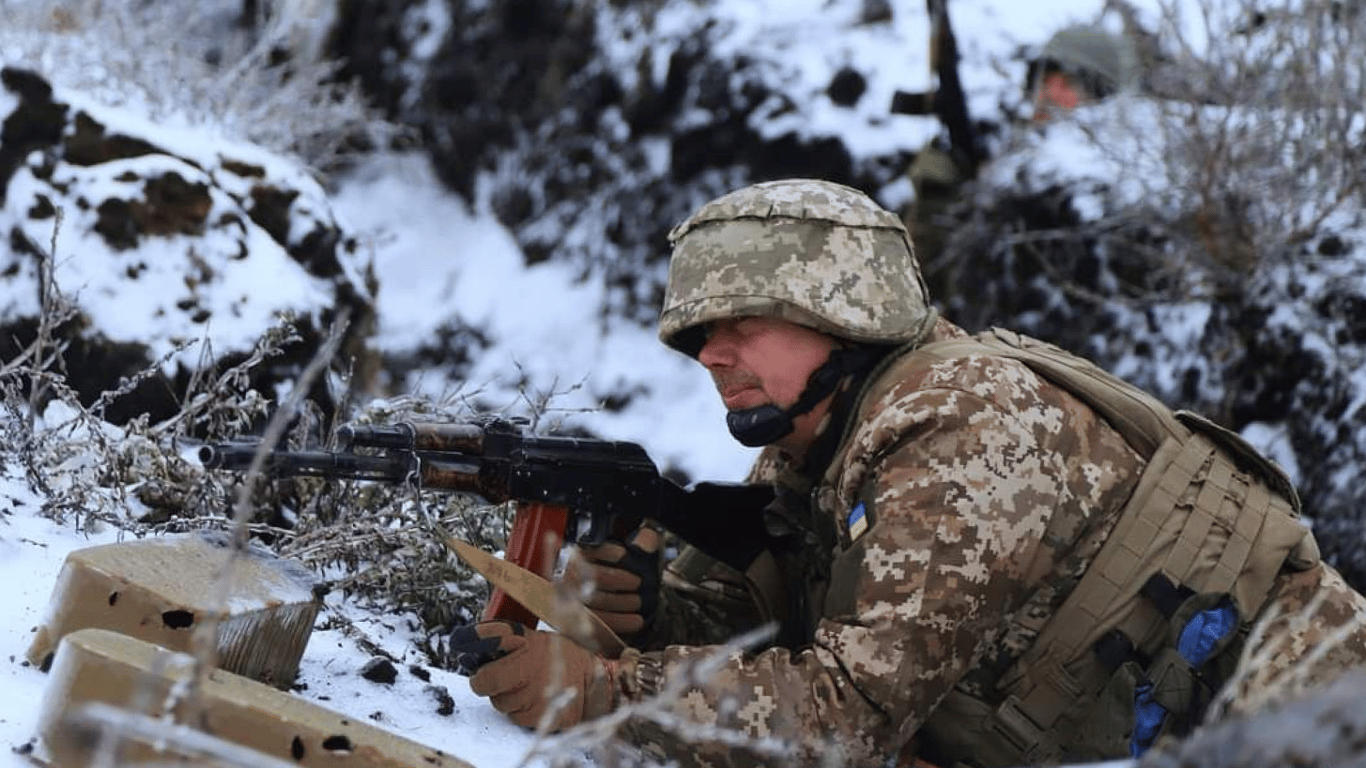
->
(612, 319, 1147, 766)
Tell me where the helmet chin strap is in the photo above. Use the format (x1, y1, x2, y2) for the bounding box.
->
(726, 347, 884, 448)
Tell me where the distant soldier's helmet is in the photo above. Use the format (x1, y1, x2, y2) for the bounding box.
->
(1034, 25, 1139, 97)
(659, 178, 936, 357)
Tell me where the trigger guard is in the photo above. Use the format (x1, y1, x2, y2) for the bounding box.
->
(573, 513, 609, 547)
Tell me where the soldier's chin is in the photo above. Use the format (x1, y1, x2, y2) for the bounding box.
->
(721, 393, 766, 410)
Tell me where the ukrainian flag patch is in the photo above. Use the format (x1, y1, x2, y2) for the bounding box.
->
(847, 502, 869, 540)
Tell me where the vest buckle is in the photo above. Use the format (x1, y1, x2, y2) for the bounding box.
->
(991, 695, 1054, 764)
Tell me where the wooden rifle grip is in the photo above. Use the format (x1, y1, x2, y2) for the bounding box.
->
(481, 501, 568, 626)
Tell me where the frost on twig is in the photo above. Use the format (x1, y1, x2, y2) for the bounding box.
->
(0, 0, 401, 171)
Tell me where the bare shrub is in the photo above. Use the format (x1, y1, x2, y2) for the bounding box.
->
(0, 0, 397, 170)
(0, 218, 509, 661)
(1130, 0, 1366, 271)
(953, 0, 1366, 311)
(266, 395, 516, 633)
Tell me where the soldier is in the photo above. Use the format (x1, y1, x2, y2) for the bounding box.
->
(451, 179, 1366, 767)
(1026, 24, 1140, 122)
(904, 24, 1140, 280)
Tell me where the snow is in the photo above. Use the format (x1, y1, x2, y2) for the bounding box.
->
(0, 1, 1200, 766)
(0, 80, 352, 371)
(333, 151, 749, 482)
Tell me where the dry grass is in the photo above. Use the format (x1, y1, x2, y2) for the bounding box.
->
(0, 0, 397, 171)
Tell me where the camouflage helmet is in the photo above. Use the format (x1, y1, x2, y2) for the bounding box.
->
(658, 178, 936, 357)
(1035, 25, 1139, 96)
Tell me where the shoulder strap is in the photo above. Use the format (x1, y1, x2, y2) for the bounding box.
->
(905, 329, 1299, 509)
(911, 328, 1187, 456)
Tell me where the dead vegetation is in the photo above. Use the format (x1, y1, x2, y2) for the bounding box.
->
(1128, 0, 1366, 270)
(0, 0, 400, 171)
(0, 219, 512, 659)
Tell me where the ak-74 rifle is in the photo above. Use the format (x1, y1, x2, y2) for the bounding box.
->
(889, 0, 986, 178)
(199, 418, 774, 628)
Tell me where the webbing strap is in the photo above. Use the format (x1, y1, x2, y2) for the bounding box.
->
(1214, 481, 1268, 593)
(977, 435, 1199, 756)
(1041, 436, 1208, 662)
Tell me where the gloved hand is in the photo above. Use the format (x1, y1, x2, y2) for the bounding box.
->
(447, 620, 619, 732)
(446, 621, 513, 677)
(563, 526, 663, 637)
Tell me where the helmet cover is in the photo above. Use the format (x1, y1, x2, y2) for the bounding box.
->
(659, 178, 935, 356)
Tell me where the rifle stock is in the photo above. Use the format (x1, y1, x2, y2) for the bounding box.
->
(200, 419, 775, 624)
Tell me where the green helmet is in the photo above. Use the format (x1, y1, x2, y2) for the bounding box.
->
(659, 178, 937, 357)
(1036, 25, 1139, 96)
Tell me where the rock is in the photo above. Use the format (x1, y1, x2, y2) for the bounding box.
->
(360, 657, 398, 685)
(426, 685, 455, 717)
(0, 66, 378, 426)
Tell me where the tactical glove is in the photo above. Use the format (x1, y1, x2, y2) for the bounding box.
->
(564, 526, 662, 637)
(447, 621, 513, 677)
(450, 620, 620, 731)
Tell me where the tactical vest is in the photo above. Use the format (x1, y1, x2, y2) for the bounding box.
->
(836, 328, 1319, 767)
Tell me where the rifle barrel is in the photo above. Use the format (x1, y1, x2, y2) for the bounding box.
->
(198, 443, 417, 481)
(198, 427, 777, 572)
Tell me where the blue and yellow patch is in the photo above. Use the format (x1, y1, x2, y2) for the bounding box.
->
(847, 501, 869, 541)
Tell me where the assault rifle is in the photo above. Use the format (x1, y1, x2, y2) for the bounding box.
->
(200, 418, 774, 627)
(889, 0, 986, 177)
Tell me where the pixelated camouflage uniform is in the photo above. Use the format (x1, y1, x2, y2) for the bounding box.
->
(616, 315, 1144, 767)
(602, 179, 1366, 768)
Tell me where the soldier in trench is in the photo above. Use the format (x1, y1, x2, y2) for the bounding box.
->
(450, 178, 1366, 768)
(904, 23, 1143, 276)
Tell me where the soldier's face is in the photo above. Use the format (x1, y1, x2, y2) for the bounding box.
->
(697, 316, 839, 449)
(1033, 71, 1088, 122)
